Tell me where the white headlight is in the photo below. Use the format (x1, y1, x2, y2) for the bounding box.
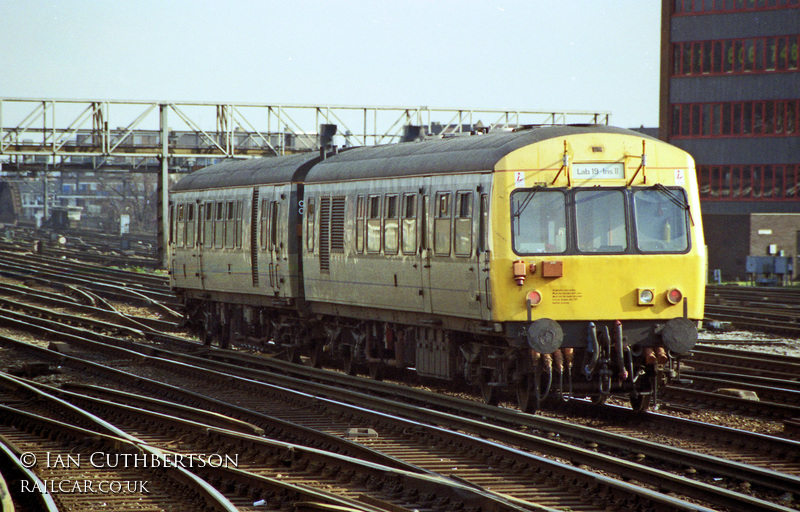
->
(638, 288, 655, 305)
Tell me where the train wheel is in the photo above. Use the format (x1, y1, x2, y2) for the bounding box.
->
(478, 370, 498, 406)
(517, 375, 541, 414)
(368, 361, 384, 381)
(630, 392, 651, 413)
(285, 345, 301, 364)
(308, 341, 324, 368)
(342, 345, 358, 375)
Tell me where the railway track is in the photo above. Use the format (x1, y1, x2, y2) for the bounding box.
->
(1, 372, 521, 512)
(1, 248, 800, 510)
(0, 226, 159, 269)
(705, 285, 800, 335)
(0, 320, 797, 512)
(656, 344, 800, 420)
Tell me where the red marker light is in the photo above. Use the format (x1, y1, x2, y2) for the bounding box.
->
(526, 290, 542, 306)
(666, 288, 683, 305)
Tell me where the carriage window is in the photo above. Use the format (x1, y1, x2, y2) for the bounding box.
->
(575, 190, 627, 253)
(270, 201, 279, 249)
(356, 195, 365, 253)
(401, 193, 417, 255)
(367, 195, 381, 253)
(434, 192, 452, 256)
(261, 198, 268, 249)
(186, 203, 195, 248)
(511, 190, 566, 254)
(176, 204, 185, 247)
(634, 188, 690, 253)
(454, 191, 473, 257)
(306, 197, 316, 252)
(235, 200, 243, 249)
(215, 201, 224, 248)
(225, 201, 235, 248)
(479, 194, 489, 252)
(204, 203, 213, 247)
(169, 205, 176, 246)
(384, 194, 399, 255)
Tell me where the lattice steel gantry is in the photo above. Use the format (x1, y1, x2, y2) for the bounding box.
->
(0, 98, 611, 266)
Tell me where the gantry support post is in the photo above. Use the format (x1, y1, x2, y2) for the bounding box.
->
(157, 104, 170, 269)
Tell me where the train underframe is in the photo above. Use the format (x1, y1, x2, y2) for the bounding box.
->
(182, 296, 692, 414)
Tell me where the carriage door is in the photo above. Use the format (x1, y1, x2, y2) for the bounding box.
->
(477, 192, 492, 320)
(259, 188, 275, 292)
(193, 201, 205, 290)
(420, 184, 433, 313)
(262, 187, 285, 295)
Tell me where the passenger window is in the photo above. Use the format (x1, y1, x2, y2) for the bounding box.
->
(215, 201, 224, 249)
(186, 203, 195, 248)
(366, 195, 381, 253)
(169, 205, 176, 246)
(261, 198, 268, 250)
(575, 190, 627, 253)
(270, 201, 279, 250)
(306, 197, 316, 252)
(225, 201, 235, 248)
(434, 192, 451, 256)
(479, 194, 489, 252)
(234, 201, 242, 249)
(176, 204, 185, 247)
(384, 194, 399, 255)
(356, 195, 365, 253)
(454, 191, 473, 257)
(401, 193, 417, 255)
(204, 203, 213, 247)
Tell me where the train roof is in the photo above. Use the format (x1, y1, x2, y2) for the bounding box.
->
(306, 125, 653, 182)
(173, 125, 655, 191)
(172, 152, 319, 192)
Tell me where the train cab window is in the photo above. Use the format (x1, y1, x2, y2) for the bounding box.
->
(366, 195, 381, 253)
(511, 190, 566, 254)
(306, 197, 315, 252)
(454, 191, 473, 257)
(575, 190, 627, 253)
(215, 201, 224, 249)
(186, 203, 195, 248)
(401, 193, 417, 255)
(633, 188, 690, 253)
(204, 203, 213, 247)
(384, 194, 399, 255)
(434, 192, 452, 256)
(176, 204, 185, 247)
(356, 195, 365, 253)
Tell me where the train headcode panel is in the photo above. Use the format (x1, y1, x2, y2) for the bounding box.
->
(169, 125, 705, 414)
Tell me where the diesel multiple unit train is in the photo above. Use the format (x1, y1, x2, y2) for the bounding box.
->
(169, 124, 706, 413)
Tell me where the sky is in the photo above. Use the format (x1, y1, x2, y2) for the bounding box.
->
(0, 1, 663, 129)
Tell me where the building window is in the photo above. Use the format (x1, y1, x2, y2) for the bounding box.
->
(673, 0, 800, 15)
(671, 35, 799, 76)
(671, 100, 799, 137)
(698, 164, 800, 200)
